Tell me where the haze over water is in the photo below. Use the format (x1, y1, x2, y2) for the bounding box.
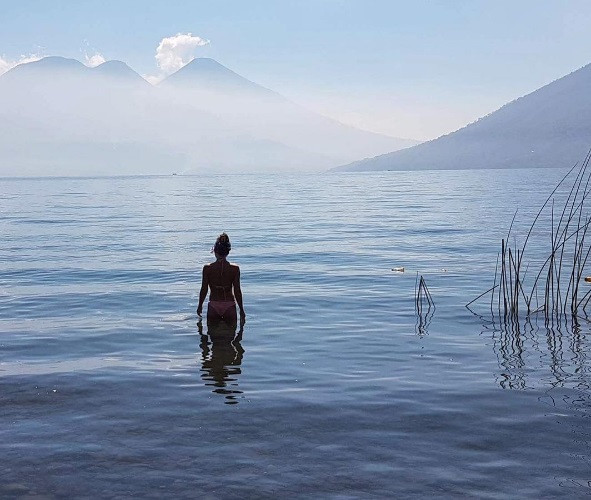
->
(1, 169, 590, 497)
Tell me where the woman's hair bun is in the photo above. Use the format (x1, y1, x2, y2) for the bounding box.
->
(214, 232, 231, 256)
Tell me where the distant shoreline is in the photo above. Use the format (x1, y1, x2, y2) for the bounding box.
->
(0, 164, 574, 181)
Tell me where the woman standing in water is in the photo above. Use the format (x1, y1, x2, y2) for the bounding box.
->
(197, 233, 246, 325)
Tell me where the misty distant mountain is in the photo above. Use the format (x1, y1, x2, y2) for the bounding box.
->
(161, 58, 418, 166)
(92, 60, 150, 84)
(335, 63, 591, 172)
(0, 57, 170, 176)
(163, 57, 273, 95)
(0, 56, 417, 176)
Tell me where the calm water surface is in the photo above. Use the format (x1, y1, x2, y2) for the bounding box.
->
(1, 169, 590, 498)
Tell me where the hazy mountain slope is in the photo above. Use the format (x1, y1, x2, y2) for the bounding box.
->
(335, 63, 591, 172)
(163, 57, 275, 96)
(92, 60, 151, 83)
(162, 58, 419, 164)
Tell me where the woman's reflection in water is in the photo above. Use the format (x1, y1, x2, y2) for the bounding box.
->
(198, 318, 244, 404)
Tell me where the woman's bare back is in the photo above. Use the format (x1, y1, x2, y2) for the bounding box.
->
(205, 260, 240, 302)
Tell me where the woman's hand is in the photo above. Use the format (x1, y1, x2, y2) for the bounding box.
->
(239, 309, 246, 326)
(197, 305, 203, 317)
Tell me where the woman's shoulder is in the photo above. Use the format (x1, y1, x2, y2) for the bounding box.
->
(203, 260, 239, 269)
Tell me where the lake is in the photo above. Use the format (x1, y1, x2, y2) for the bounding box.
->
(1, 169, 590, 498)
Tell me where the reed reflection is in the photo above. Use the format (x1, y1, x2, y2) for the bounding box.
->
(415, 308, 435, 336)
(197, 319, 244, 405)
(481, 317, 590, 391)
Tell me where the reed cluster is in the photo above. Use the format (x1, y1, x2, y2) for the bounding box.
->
(468, 154, 591, 324)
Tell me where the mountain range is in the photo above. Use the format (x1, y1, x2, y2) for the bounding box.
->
(335, 63, 591, 171)
(0, 56, 417, 176)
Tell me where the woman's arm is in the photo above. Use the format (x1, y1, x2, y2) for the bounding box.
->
(197, 265, 209, 316)
(233, 267, 246, 324)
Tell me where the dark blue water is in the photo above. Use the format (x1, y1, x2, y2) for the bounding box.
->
(1, 170, 590, 498)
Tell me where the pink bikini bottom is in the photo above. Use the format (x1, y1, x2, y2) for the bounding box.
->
(208, 300, 237, 321)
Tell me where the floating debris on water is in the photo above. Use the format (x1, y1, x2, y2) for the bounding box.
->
(391, 267, 405, 272)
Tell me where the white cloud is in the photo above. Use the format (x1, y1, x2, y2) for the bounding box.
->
(0, 53, 42, 76)
(155, 33, 210, 75)
(84, 52, 106, 68)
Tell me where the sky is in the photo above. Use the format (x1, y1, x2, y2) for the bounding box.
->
(2, 0, 591, 141)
